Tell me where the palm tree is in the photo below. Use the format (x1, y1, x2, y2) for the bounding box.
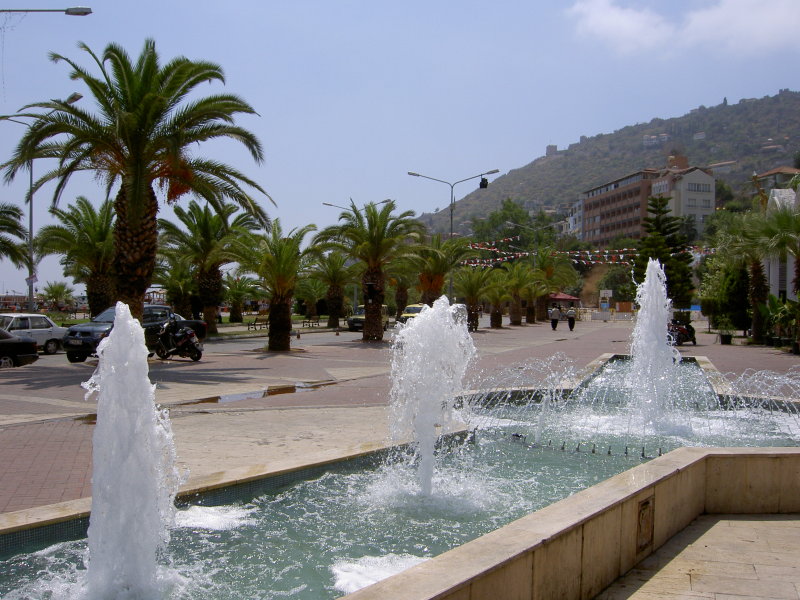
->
(295, 276, 327, 319)
(413, 234, 476, 305)
(386, 257, 418, 320)
(0, 202, 26, 266)
(502, 260, 537, 326)
(223, 273, 258, 323)
(36, 196, 114, 316)
(717, 212, 769, 343)
(484, 270, 510, 329)
(761, 204, 800, 295)
(159, 200, 260, 335)
(153, 251, 195, 318)
(311, 251, 357, 328)
(452, 266, 495, 331)
(233, 219, 316, 351)
(2, 39, 270, 319)
(316, 200, 423, 341)
(41, 280, 75, 311)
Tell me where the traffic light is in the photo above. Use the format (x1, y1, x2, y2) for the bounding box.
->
(479, 177, 488, 189)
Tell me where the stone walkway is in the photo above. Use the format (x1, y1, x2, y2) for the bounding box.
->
(598, 514, 800, 599)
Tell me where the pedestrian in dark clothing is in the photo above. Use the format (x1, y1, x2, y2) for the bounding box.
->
(566, 303, 576, 331)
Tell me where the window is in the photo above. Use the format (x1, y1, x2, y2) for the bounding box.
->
(701, 198, 711, 208)
(687, 182, 711, 192)
(687, 198, 697, 207)
(30, 316, 51, 329)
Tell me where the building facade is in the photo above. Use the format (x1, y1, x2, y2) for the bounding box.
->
(580, 169, 661, 247)
(579, 158, 715, 247)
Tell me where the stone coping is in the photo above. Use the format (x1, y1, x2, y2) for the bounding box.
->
(342, 447, 800, 600)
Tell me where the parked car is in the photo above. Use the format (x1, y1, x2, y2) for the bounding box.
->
(347, 304, 390, 331)
(0, 329, 39, 368)
(62, 304, 207, 363)
(397, 303, 426, 324)
(0, 313, 69, 355)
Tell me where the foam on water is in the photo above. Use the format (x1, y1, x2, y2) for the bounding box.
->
(332, 554, 428, 594)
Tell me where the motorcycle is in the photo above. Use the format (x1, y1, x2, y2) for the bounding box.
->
(154, 317, 203, 361)
(668, 320, 696, 346)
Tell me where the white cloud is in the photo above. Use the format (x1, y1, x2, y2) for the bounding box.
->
(566, 0, 800, 57)
(683, 0, 800, 56)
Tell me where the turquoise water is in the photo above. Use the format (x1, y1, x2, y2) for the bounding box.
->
(2, 357, 799, 599)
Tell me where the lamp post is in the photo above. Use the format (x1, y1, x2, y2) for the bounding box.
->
(0, 7, 92, 15)
(408, 168, 500, 298)
(4, 93, 83, 311)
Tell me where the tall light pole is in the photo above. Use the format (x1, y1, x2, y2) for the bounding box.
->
(408, 168, 500, 298)
(4, 93, 83, 311)
(0, 7, 92, 15)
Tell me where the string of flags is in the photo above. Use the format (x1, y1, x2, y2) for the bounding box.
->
(461, 238, 715, 268)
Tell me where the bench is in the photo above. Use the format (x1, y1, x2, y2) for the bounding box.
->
(247, 317, 268, 331)
(302, 317, 320, 327)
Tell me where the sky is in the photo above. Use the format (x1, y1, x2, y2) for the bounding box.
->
(0, 0, 799, 297)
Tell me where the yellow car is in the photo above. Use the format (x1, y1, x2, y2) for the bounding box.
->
(397, 303, 426, 324)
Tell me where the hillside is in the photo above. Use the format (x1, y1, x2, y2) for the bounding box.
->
(419, 89, 800, 234)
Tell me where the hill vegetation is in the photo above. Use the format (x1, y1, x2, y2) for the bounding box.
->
(419, 89, 800, 235)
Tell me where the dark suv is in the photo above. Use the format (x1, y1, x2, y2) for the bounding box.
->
(63, 305, 206, 363)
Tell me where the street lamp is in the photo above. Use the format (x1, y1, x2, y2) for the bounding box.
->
(0, 7, 92, 16)
(408, 168, 500, 298)
(3, 93, 83, 311)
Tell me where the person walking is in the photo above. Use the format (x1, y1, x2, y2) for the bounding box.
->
(566, 302, 577, 331)
(549, 303, 561, 331)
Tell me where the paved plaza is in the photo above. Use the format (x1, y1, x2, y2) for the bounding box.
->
(1, 316, 798, 598)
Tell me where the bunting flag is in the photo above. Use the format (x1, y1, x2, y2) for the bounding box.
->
(465, 237, 715, 267)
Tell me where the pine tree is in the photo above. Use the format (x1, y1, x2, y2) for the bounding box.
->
(634, 197, 694, 308)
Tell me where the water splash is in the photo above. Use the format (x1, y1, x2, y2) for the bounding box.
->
(628, 258, 683, 434)
(82, 302, 181, 599)
(389, 296, 476, 495)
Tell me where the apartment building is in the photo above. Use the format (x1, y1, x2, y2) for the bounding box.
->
(577, 157, 715, 247)
(650, 165, 716, 236)
(580, 169, 661, 246)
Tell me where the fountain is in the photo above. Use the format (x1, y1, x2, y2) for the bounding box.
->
(388, 296, 476, 495)
(1, 281, 798, 598)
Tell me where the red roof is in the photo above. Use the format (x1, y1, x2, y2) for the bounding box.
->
(549, 292, 580, 301)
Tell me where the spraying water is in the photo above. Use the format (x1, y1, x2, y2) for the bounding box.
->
(389, 296, 476, 495)
(82, 302, 180, 599)
(627, 258, 682, 433)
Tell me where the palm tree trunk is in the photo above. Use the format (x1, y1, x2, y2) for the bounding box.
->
(509, 296, 523, 326)
(230, 302, 243, 323)
(86, 272, 115, 317)
(749, 259, 768, 344)
(525, 302, 537, 324)
(394, 286, 409, 320)
(199, 268, 223, 335)
(362, 269, 385, 341)
(113, 186, 158, 320)
(326, 287, 343, 329)
(467, 302, 481, 332)
(268, 297, 292, 351)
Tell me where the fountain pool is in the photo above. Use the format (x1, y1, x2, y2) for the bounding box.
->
(1, 272, 799, 598)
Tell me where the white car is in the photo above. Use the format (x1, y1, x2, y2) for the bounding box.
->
(0, 313, 69, 355)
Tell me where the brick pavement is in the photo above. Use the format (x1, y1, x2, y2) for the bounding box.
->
(0, 318, 798, 516)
